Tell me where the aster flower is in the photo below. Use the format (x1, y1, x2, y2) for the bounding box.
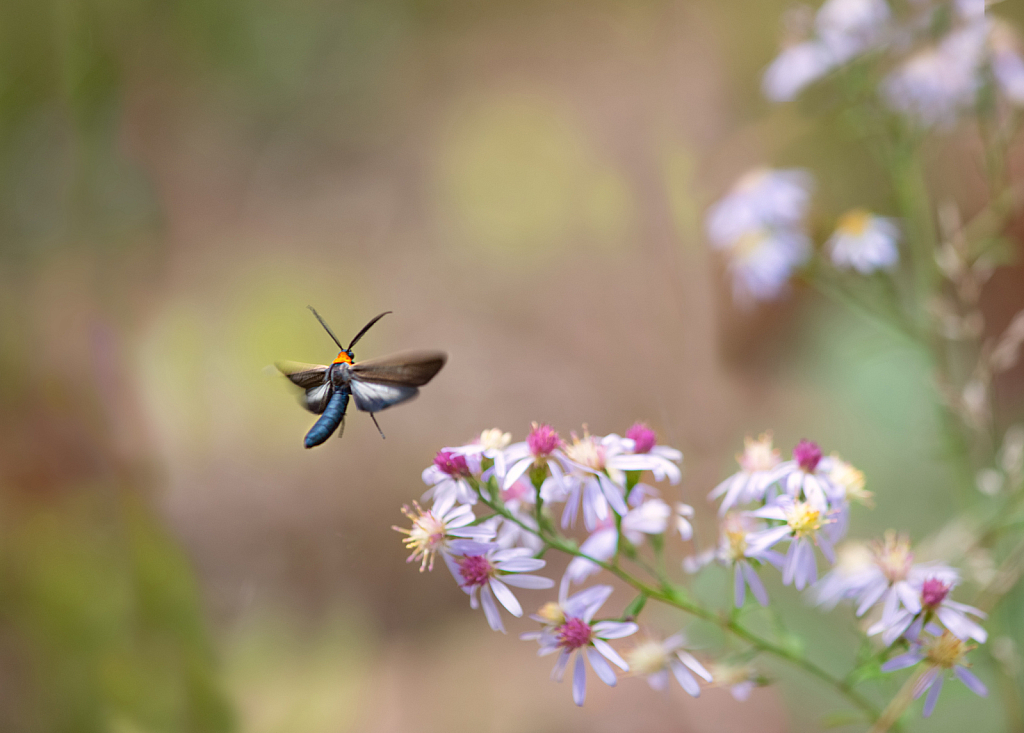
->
(814, 0, 891, 63)
(559, 431, 629, 530)
(881, 628, 988, 717)
(686, 513, 785, 607)
(869, 575, 988, 646)
(709, 432, 783, 515)
(491, 479, 544, 553)
(448, 428, 512, 480)
(675, 502, 695, 541)
(723, 228, 812, 304)
(501, 423, 568, 495)
(422, 450, 479, 507)
(611, 422, 683, 485)
(522, 585, 638, 706)
(626, 633, 713, 696)
(449, 544, 555, 633)
(827, 209, 901, 274)
(833, 532, 959, 634)
(393, 496, 496, 572)
(813, 541, 876, 610)
(763, 40, 836, 102)
(749, 495, 837, 590)
(705, 168, 813, 248)
(768, 440, 839, 513)
(823, 454, 873, 542)
(881, 19, 990, 127)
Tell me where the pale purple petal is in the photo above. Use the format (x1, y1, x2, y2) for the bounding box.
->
(592, 637, 630, 671)
(480, 584, 505, 632)
(782, 539, 800, 586)
(855, 579, 888, 616)
(955, 667, 988, 697)
(593, 621, 639, 640)
(496, 557, 547, 572)
(881, 651, 924, 672)
(751, 505, 787, 521)
(598, 474, 628, 516)
(734, 564, 746, 607)
(922, 673, 943, 717)
(500, 573, 554, 589)
(565, 585, 613, 619)
(489, 578, 522, 617)
(587, 648, 618, 686)
(936, 606, 987, 643)
(895, 581, 922, 615)
(503, 457, 532, 490)
(572, 652, 587, 706)
(551, 649, 571, 680)
(743, 562, 770, 606)
(669, 659, 701, 697)
(678, 651, 713, 682)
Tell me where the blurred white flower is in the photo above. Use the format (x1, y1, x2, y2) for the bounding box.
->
(763, 41, 836, 101)
(815, 0, 891, 62)
(706, 168, 813, 248)
(882, 20, 989, 126)
(724, 228, 812, 304)
(828, 209, 901, 273)
(626, 633, 713, 696)
(709, 432, 783, 515)
(990, 20, 1024, 105)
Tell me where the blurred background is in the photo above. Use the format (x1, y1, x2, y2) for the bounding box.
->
(1, 0, 1024, 731)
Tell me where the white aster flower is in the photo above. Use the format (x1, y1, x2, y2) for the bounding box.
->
(449, 544, 554, 633)
(763, 40, 836, 101)
(559, 430, 629, 530)
(610, 422, 683, 485)
(813, 540, 876, 609)
(724, 228, 812, 304)
(828, 209, 901, 274)
(709, 662, 760, 701)
(626, 633, 713, 696)
(706, 168, 814, 248)
(882, 19, 990, 127)
(522, 585, 638, 707)
(421, 450, 479, 507)
(815, 0, 891, 63)
(869, 574, 987, 646)
(448, 428, 512, 479)
(500, 422, 569, 499)
(881, 628, 988, 718)
(709, 432, 784, 515)
(767, 439, 841, 513)
(749, 496, 837, 590)
(393, 496, 496, 572)
(685, 513, 785, 607)
(621, 498, 672, 545)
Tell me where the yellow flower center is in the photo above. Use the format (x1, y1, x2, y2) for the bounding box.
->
(564, 431, 606, 471)
(785, 502, 823, 538)
(536, 601, 566, 627)
(871, 531, 914, 583)
(738, 432, 781, 473)
(828, 456, 873, 507)
(837, 208, 871, 236)
(479, 428, 511, 450)
(627, 641, 670, 675)
(926, 631, 973, 670)
(393, 502, 449, 572)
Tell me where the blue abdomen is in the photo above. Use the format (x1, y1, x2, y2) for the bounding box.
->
(304, 389, 349, 448)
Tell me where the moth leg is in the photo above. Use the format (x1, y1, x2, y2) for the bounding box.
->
(370, 413, 386, 440)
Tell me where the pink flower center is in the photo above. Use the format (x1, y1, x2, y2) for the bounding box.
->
(557, 617, 593, 650)
(434, 450, 470, 477)
(528, 423, 562, 458)
(456, 554, 495, 587)
(626, 422, 657, 453)
(793, 440, 822, 472)
(921, 578, 951, 608)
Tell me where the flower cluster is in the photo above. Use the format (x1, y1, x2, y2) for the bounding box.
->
(396, 422, 705, 705)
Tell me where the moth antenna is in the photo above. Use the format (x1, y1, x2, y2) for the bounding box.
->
(348, 311, 393, 351)
(308, 306, 345, 351)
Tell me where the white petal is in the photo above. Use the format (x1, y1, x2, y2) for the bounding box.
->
(489, 578, 523, 617)
(480, 585, 505, 632)
(572, 652, 587, 706)
(592, 637, 630, 671)
(592, 621, 639, 639)
(587, 648, 618, 686)
(500, 573, 555, 589)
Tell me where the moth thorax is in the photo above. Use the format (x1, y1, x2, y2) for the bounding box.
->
(330, 363, 353, 386)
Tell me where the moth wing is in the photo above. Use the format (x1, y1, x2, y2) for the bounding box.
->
(276, 361, 329, 389)
(350, 351, 447, 387)
(349, 378, 419, 413)
(303, 382, 334, 414)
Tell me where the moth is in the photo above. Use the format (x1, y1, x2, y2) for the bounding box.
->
(277, 308, 446, 448)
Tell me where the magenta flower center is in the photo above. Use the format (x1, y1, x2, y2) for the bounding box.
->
(921, 578, 951, 608)
(434, 450, 470, 477)
(528, 423, 562, 458)
(457, 555, 495, 587)
(626, 422, 657, 453)
(557, 617, 593, 650)
(793, 440, 822, 472)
